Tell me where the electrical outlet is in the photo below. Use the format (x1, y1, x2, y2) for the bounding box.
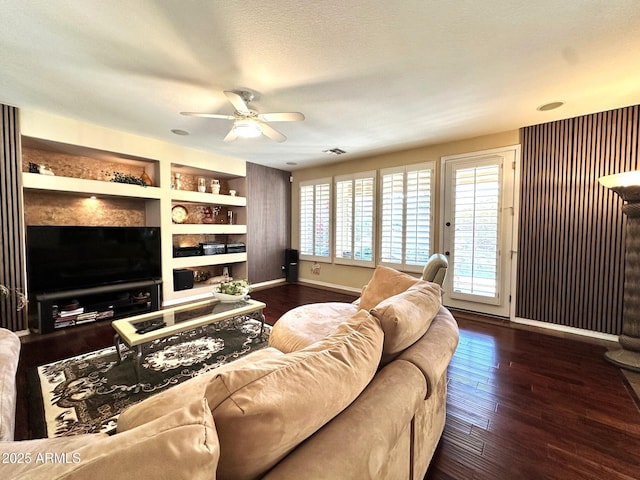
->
(312, 263, 321, 275)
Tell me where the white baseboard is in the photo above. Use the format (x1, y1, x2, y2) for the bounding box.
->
(251, 278, 287, 290)
(298, 278, 362, 295)
(512, 316, 618, 343)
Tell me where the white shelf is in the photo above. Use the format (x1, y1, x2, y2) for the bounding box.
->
(170, 190, 246, 206)
(22, 172, 162, 199)
(165, 286, 215, 305)
(172, 252, 247, 269)
(172, 224, 247, 235)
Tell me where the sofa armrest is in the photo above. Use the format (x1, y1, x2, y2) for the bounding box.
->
(396, 306, 459, 398)
(263, 360, 426, 480)
(0, 328, 21, 442)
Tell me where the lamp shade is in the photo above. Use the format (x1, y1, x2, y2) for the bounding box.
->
(599, 171, 640, 202)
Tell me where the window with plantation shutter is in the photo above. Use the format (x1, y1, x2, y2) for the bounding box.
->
(299, 179, 331, 260)
(380, 163, 434, 272)
(334, 172, 375, 266)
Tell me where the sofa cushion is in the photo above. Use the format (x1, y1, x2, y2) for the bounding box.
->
(359, 265, 422, 311)
(0, 328, 21, 442)
(397, 306, 460, 398)
(370, 281, 442, 362)
(117, 347, 284, 432)
(268, 302, 359, 352)
(6, 398, 219, 480)
(205, 309, 383, 480)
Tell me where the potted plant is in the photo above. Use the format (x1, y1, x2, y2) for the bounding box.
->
(214, 279, 251, 303)
(0, 284, 27, 311)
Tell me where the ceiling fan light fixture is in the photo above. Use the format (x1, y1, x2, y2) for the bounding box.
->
(233, 120, 262, 138)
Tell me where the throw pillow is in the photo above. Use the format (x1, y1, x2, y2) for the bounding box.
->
(117, 347, 284, 432)
(358, 265, 422, 311)
(370, 281, 442, 363)
(205, 309, 384, 480)
(10, 398, 219, 480)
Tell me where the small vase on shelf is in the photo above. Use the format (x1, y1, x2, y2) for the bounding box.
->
(198, 177, 207, 193)
(211, 179, 220, 194)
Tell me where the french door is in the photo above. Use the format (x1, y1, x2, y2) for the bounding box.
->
(440, 146, 519, 317)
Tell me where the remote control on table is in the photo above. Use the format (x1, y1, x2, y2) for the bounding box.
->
(135, 321, 166, 334)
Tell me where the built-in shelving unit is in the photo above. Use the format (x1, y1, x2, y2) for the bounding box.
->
(167, 160, 247, 303)
(19, 114, 248, 322)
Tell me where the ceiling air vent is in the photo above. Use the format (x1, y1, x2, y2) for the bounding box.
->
(323, 148, 347, 155)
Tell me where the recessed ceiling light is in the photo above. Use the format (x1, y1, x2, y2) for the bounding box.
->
(537, 101, 564, 112)
(171, 129, 189, 136)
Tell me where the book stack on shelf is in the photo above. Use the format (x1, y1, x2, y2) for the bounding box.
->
(53, 305, 114, 329)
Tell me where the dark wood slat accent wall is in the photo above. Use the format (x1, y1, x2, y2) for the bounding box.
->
(518, 105, 639, 334)
(0, 105, 27, 331)
(246, 162, 291, 284)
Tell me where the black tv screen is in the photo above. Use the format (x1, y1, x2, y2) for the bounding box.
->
(26, 226, 162, 293)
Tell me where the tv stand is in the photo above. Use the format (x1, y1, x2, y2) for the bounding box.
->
(29, 280, 162, 334)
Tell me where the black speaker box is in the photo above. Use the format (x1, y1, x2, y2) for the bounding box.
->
(285, 248, 299, 264)
(173, 269, 194, 291)
(285, 249, 299, 283)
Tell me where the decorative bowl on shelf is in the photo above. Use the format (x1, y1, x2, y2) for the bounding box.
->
(213, 279, 251, 303)
(213, 291, 249, 303)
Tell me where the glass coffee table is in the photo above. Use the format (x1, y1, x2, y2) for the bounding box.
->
(112, 298, 266, 387)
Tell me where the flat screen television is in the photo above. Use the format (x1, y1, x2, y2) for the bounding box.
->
(26, 226, 162, 294)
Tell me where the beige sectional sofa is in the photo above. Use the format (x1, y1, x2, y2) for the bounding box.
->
(0, 327, 21, 442)
(1, 266, 459, 480)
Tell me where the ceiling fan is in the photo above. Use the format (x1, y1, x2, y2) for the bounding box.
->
(180, 90, 304, 143)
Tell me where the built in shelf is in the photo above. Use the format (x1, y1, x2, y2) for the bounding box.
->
(172, 252, 248, 270)
(170, 189, 246, 206)
(22, 172, 162, 200)
(172, 224, 247, 235)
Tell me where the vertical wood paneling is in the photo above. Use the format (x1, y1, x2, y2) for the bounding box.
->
(517, 105, 639, 334)
(246, 163, 291, 284)
(0, 105, 27, 331)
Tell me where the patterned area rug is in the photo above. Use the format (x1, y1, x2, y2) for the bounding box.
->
(31, 317, 270, 438)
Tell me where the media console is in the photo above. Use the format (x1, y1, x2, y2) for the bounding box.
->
(28, 279, 162, 334)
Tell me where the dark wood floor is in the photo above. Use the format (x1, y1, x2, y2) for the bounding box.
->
(14, 284, 640, 479)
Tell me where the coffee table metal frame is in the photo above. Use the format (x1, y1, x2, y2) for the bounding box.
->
(112, 297, 266, 387)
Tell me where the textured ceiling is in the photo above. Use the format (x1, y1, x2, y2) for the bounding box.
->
(1, 0, 640, 170)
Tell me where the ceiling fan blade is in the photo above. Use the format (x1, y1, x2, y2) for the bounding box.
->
(224, 90, 250, 113)
(180, 112, 235, 120)
(258, 112, 305, 122)
(223, 128, 238, 142)
(260, 122, 286, 143)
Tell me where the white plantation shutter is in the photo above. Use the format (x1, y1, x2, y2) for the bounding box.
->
(452, 164, 500, 297)
(405, 169, 432, 266)
(380, 171, 404, 264)
(335, 180, 352, 260)
(334, 172, 375, 265)
(380, 163, 434, 272)
(299, 179, 331, 259)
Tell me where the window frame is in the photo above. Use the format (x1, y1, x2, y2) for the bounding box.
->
(333, 171, 376, 267)
(299, 177, 332, 262)
(378, 161, 435, 274)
